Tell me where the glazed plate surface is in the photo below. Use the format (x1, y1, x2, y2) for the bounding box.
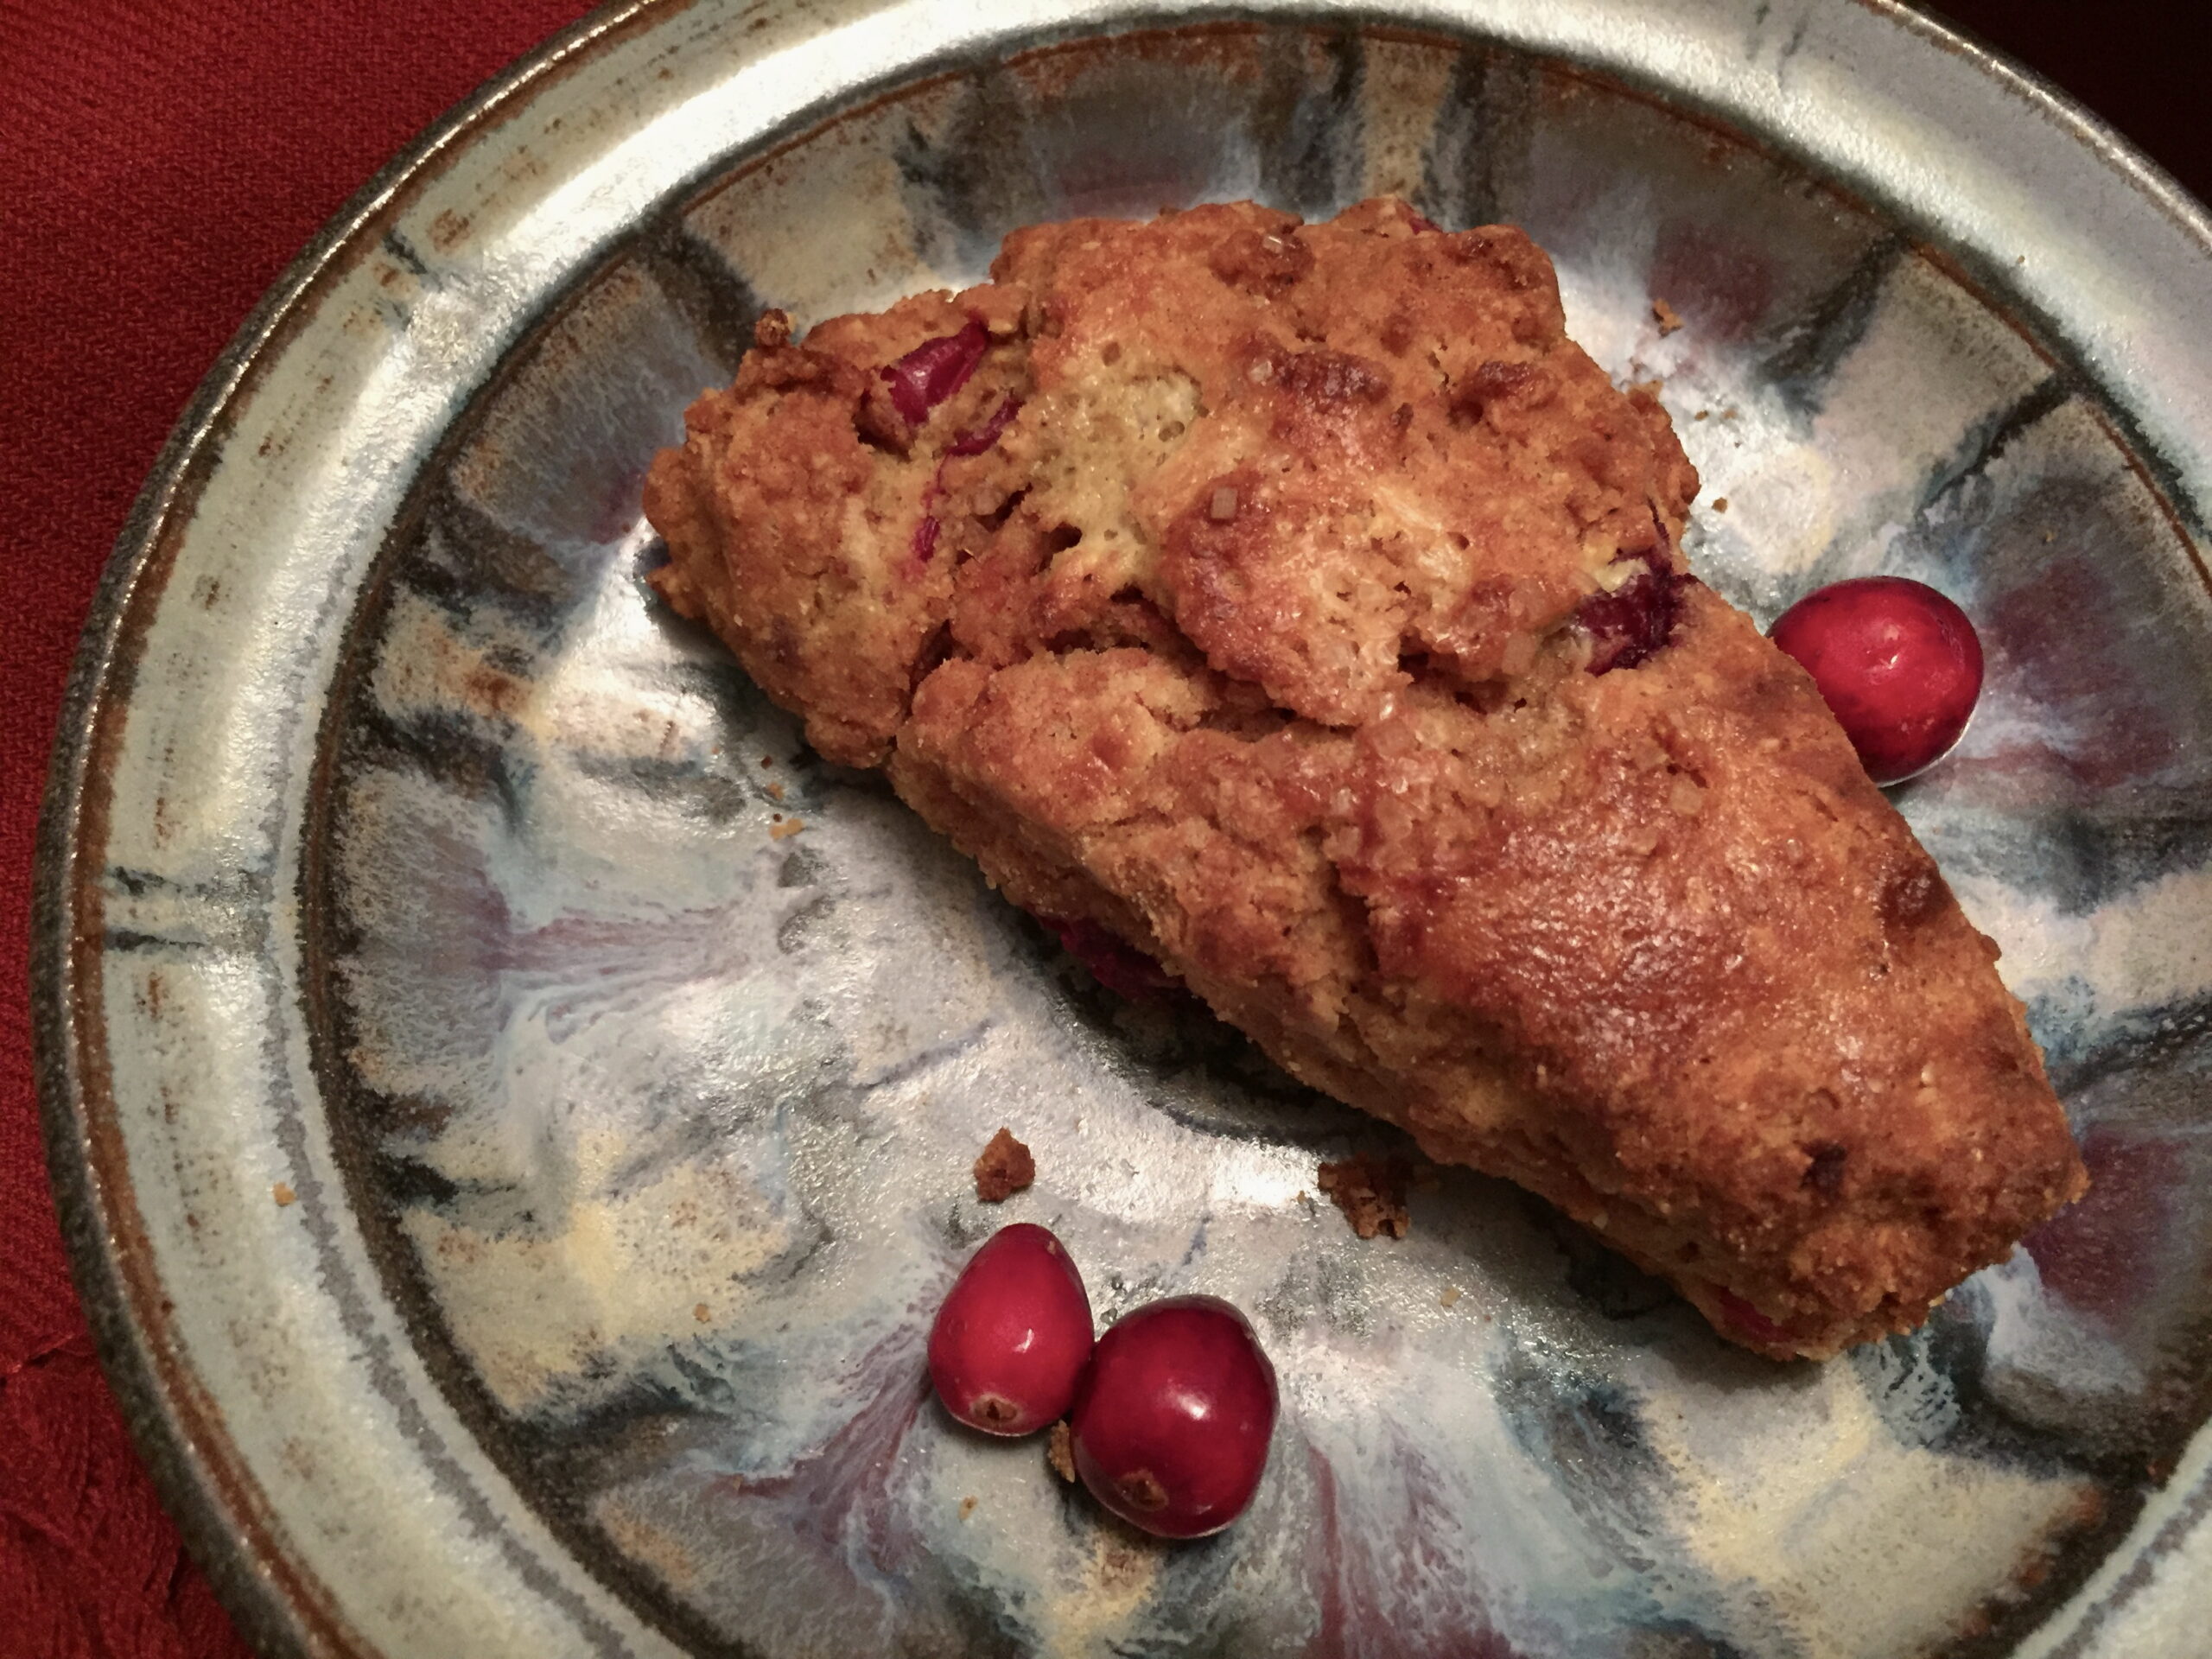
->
(33, 2, 2212, 1656)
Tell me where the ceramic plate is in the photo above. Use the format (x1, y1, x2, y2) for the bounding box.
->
(34, 2, 2212, 1655)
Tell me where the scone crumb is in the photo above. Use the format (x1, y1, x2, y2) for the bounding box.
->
(766, 782, 785, 801)
(694, 1303, 711, 1323)
(1713, 496, 1730, 513)
(1652, 297, 1684, 336)
(959, 1495, 979, 1520)
(1317, 1155, 1412, 1239)
(272, 1182, 297, 1207)
(974, 1127, 1036, 1202)
(1440, 1286, 1464, 1309)
(769, 817, 804, 840)
(1047, 1421, 1077, 1483)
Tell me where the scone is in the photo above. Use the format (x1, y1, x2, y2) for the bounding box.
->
(644, 197, 2086, 1359)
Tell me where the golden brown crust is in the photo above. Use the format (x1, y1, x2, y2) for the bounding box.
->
(645, 198, 2085, 1357)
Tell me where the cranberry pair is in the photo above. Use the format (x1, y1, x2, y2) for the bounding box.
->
(927, 1223, 1278, 1538)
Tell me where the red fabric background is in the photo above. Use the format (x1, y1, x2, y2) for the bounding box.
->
(0, 3, 2201, 1656)
(0, 5, 597, 1653)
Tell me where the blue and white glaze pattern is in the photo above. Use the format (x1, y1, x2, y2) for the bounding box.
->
(35, 6, 2212, 1659)
(318, 29, 2209, 1659)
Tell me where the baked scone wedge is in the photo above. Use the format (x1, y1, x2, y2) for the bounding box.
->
(644, 197, 2086, 1359)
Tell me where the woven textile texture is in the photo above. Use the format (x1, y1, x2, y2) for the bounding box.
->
(0, 7, 592, 1653)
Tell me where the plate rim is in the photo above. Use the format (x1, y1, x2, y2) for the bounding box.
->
(29, 3, 2212, 1656)
(30, 8, 667, 1651)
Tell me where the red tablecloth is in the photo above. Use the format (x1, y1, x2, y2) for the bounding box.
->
(0, 3, 2201, 1655)
(0, 7, 598, 1651)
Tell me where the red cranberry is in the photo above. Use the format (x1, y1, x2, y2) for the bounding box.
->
(908, 512, 940, 567)
(929, 1224, 1094, 1436)
(948, 394, 1022, 456)
(882, 320, 989, 425)
(1044, 915, 1182, 1002)
(1070, 1295, 1278, 1538)
(1711, 1287, 1789, 1346)
(1769, 576, 1983, 785)
(1577, 545, 1690, 674)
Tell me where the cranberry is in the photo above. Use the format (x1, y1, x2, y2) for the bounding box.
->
(929, 1224, 1094, 1436)
(948, 395, 1022, 456)
(908, 512, 940, 566)
(1711, 1287, 1789, 1345)
(882, 320, 989, 425)
(1577, 545, 1690, 675)
(1070, 1295, 1278, 1538)
(1044, 915, 1182, 1002)
(1769, 576, 1983, 785)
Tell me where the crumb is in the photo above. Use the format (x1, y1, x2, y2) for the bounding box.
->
(974, 1126, 1036, 1202)
(1317, 1154, 1412, 1239)
(272, 1182, 297, 1207)
(1099, 1539, 1155, 1586)
(769, 817, 804, 840)
(760, 755, 773, 767)
(1694, 409, 1709, 421)
(694, 1303, 711, 1323)
(1712, 497, 1729, 513)
(1440, 1286, 1463, 1308)
(959, 1495, 978, 1520)
(1720, 407, 1740, 421)
(1294, 1190, 1309, 1205)
(2044, 531, 2055, 543)
(1651, 297, 1684, 336)
(766, 781, 785, 801)
(1048, 1421, 1077, 1482)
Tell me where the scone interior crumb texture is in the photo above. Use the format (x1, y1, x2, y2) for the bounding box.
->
(645, 197, 2086, 1360)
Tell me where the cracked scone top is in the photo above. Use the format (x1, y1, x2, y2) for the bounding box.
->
(645, 197, 2086, 1358)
